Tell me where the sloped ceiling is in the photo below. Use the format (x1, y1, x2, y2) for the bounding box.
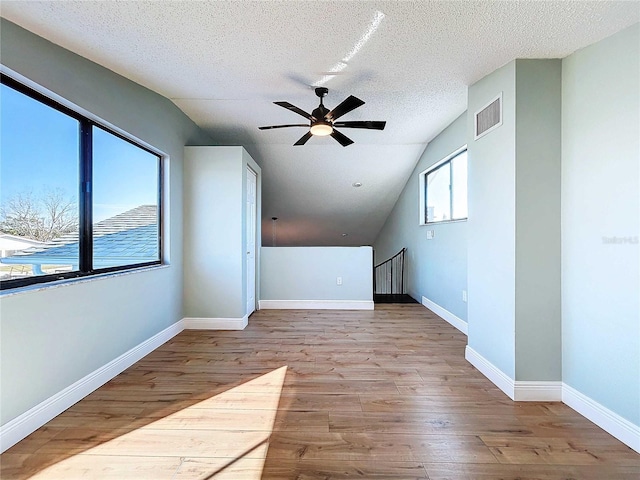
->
(2, 1, 638, 246)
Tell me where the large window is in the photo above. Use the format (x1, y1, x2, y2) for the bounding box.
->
(420, 148, 467, 224)
(0, 75, 162, 290)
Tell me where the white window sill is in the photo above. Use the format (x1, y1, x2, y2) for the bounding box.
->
(0, 264, 170, 298)
(419, 218, 468, 226)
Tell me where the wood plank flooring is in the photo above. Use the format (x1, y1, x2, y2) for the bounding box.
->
(2, 304, 638, 479)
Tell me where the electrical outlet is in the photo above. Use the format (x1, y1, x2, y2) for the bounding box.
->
(426, 230, 435, 240)
(462, 290, 467, 302)
(337, 276, 343, 286)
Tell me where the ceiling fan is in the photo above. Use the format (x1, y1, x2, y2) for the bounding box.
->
(259, 87, 386, 147)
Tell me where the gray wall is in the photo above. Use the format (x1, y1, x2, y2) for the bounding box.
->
(374, 113, 468, 322)
(261, 247, 372, 301)
(183, 146, 261, 320)
(0, 19, 212, 425)
(561, 24, 639, 424)
(514, 59, 562, 381)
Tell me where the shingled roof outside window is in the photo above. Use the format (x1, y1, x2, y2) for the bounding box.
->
(1, 205, 159, 274)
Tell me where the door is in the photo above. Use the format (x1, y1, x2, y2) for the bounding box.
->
(246, 167, 257, 315)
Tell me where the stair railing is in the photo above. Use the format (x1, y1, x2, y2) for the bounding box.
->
(373, 248, 406, 295)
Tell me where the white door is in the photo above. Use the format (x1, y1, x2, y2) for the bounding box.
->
(246, 167, 257, 316)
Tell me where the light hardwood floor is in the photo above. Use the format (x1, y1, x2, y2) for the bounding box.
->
(2, 304, 639, 479)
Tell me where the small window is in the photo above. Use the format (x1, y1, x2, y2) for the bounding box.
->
(419, 148, 468, 224)
(0, 75, 162, 290)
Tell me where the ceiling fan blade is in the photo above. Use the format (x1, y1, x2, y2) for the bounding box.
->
(259, 124, 309, 130)
(294, 131, 313, 146)
(331, 129, 354, 147)
(333, 121, 386, 130)
(326, 95, 365, 121)
(274, 101, 314, 120)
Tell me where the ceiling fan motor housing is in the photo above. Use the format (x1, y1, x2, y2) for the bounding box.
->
(312, 106, 330, 121)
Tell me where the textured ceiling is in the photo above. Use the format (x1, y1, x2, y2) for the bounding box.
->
(2, 1, 638, 246)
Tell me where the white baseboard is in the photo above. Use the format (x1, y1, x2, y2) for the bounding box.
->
(514, 381, 562, 401)
(422, 296, 468, 335)
(465, 346, 563, 401)
(465, 346, 639, 452)
(182, 316, 248, 330)
(0, 320, 184, 453)
(465, 346, 515, 399)
(563, 383, 640, 454)
(259, 300, 374, 310)
(4, 313, 637, 456)
(1, 313, 249, 452)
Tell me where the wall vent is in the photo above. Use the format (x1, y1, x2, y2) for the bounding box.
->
(474, 93, 502, 140)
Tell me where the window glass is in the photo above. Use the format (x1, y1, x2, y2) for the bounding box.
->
(426, 164, 451, 222)
(92, 127, 160, 269)
(451, 150, 468, 220)
(0, 83, 79, 283)
(0, 76, 163, 291)
(421, 148, 468, 224)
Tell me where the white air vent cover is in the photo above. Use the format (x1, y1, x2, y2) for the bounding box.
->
(475, 93, 502, 140)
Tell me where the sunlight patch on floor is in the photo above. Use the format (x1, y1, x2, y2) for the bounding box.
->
(29, 366, 288, 479)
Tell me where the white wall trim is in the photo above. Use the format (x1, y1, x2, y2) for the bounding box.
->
(1, 313, 252, 453)
(514, 381, 563, 401)
(259, 300, 374, 310)
(422, 296, 468, 335)
(182, 316, 248, 330)
(465, 346, 564, 402)
(465, 346, 515, 399)
(0, 320, 184, 453)
(5, 314, 637, 456)
(563, 383, 640, 454)
(465, 347, 639, 452)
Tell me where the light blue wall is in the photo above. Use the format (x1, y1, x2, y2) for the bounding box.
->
(0, 19, 212, 425)
(467, 61, 517, 378)
(183, 146, 261, 319)
(374, 113, 468, 322)
(467, 59, 563, 383)
(561, 24, 639, 424)
(261, 247, 372, 301)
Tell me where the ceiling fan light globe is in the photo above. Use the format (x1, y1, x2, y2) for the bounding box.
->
(310, 122, 333, 136)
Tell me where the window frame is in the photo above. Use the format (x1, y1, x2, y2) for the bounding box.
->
(419, 146, 468, 225)
(0, 73, 163, 291)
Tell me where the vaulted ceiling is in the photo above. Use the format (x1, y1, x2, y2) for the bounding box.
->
(2, 1, 638, 246)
